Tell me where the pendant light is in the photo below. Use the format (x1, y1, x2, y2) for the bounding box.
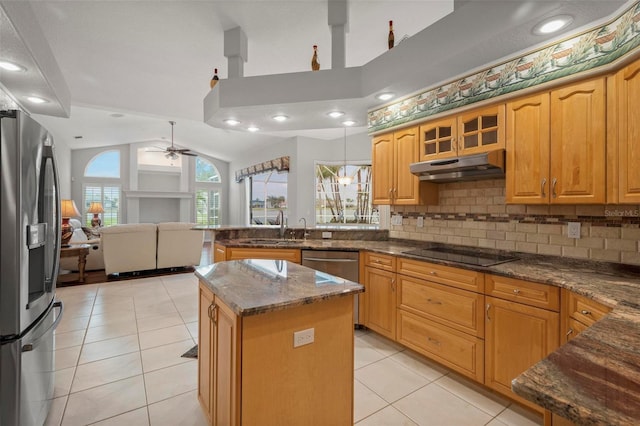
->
(337, 127, 352, 186)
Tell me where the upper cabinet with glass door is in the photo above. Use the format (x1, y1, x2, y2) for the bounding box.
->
(418, 104, 505, 161)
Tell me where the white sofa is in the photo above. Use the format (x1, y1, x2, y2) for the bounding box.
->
(59, 219, 105, 271)
(157, 222, 204, 269)
(101, 222, 203, 275)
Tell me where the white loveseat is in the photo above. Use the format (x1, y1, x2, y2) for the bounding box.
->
(101, 222, 203, 275)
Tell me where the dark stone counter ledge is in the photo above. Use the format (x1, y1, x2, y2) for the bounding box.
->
(195, 260, 363, 317)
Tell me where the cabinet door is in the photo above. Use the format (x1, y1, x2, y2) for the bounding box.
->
(212, 298, 240, 426)
(458, 104, 505, 155)
(213, 243, 226, 263)
(363, 266, 397, 339)
(393, 127, 421, 205)
(419, 116, 458, 160)
(550, 78, 606, 204)
(197, 283, 214, 422)
(506, 93, 550, 204)
(485, 296, 559, 411)
(372, 133, 395, 204)
(617, 60, 640, 203)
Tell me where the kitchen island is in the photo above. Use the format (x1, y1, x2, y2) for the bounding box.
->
(195, 259, 363, 426)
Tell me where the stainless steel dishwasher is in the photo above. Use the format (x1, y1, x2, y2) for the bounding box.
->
(301, 250, 360, 326)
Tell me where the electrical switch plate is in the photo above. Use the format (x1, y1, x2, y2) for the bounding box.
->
(417, 216, 424, 228)
(567, 222, 581, 239)
(322, 231, 332, 239)
(293, 328, 314, 348)
(391, 215, 403, 226)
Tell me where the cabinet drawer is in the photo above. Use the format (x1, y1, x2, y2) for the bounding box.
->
(486, 274, 559, 311)
(398, 275, 484, 337)
(225, 248, 301, 263)
(397, 310, 484, 382)
(566, 292, 611, 326)
(363, 251, 396, 272)
(398, 257, 484, 292)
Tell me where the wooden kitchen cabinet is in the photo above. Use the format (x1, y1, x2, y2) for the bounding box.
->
(213, 243, 226, 263)
(198, 282, 240, 425)
(362, 252, 397, 339)
(485, 275, 560, 413)
(418, 104, 505, 162)
(224, 247, 301, 263)
(506, 78, 606, 204)
(372, 127, 438, 205)
(610, 59, 640, 204)
(561, 289, 611, 343)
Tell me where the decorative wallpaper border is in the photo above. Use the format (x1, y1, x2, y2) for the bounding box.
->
(368, 1, 640, 133)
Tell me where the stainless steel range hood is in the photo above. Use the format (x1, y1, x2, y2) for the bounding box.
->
(409, 150, 505, 183)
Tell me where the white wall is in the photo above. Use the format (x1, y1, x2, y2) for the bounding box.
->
(227, 131, 372, 226)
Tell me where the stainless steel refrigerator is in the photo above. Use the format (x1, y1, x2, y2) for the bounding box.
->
(1, 110, 64, 426)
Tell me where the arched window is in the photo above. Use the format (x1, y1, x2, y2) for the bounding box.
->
(83, 150, 121, 227)
(195, 157, 221, 225)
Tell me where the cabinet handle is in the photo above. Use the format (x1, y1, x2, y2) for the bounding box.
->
(513, 289, 520, 295)
(429, 271, 437, 276)
(580, 309, 592, 316)
(541, 178, 547, 197)
(552, 178, 557, 198)
(211, 304, 219, 326)
(427, 298, 442, 305)
(486, 303, 491, 321)
(427, 336, 441, 346)
(207, 303, 214, 321)
(566, 328, 574, 337)
(391, 279, 396, 292)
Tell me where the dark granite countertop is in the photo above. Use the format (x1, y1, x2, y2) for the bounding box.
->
(215, 237, 640, 424)
(195, 259, 363, 317)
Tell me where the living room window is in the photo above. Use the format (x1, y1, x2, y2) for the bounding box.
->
(83, 150, 121, 226)
(195, 157, 221, 226)
(315, 162, 375, 226)
(250, 170, 287, 225)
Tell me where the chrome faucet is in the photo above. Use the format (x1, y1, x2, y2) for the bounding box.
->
(278, 210, 285, 239)
(299, 217, 309, 240)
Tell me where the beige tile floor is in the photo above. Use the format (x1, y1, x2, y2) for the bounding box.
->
(47, 273, 543, 426)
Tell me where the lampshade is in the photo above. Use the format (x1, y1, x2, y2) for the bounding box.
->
(60, 199, 81, 218)
(87, 202, 104, 214)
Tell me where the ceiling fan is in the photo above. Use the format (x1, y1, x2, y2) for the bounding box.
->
(152, 121, 197, 159)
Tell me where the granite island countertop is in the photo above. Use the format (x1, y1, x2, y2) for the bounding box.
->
(215, 237, 640, 424)
(195, 259, 363, 317)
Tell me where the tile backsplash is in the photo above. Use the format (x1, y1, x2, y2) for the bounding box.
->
(389, 179, 640, 265)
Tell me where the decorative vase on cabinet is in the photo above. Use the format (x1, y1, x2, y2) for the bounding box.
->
(311, 45, 320, 71)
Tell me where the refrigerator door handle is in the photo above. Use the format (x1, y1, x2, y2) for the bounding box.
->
(21, 301, 63, 352)
(42, 144, 61, 289)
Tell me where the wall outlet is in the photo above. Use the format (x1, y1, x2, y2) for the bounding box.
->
(391, 214, 403, 226)
(322, 231, 332, 239)
(417, 216, 424, 228)
(567, 222, 581, 239)
(293, 328, 314, 348)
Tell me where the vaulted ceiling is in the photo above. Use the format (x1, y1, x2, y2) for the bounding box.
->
(1, 1, 629, 162)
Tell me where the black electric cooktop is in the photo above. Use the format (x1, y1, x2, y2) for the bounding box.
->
(402, 246, 518, 267)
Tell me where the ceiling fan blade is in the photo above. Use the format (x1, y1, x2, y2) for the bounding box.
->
(181, 152, 197, 157)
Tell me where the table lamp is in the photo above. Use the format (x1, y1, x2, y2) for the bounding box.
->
(87, 202, 105, 227)
(60, 199, 81, 247)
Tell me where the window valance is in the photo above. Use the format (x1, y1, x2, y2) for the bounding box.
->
(235, 156, 290, 183)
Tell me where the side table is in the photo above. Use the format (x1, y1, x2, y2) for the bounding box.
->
(59, 244, 91, 283)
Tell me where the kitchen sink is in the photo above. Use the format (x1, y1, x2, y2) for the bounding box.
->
(238, 238, 301, 246)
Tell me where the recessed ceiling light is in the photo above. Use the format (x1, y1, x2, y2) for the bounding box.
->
(376, 92, 395, 101)
(342, 120, 356, 126)
(533, 15, 573, 35)
(224, 119, 240, 126)
(27, 96, 48, 104)
(328, 111, 345, 118)
(272, 115, 289, 122)
(247, 125, 260, 132)
(0, 61, 26, 72)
